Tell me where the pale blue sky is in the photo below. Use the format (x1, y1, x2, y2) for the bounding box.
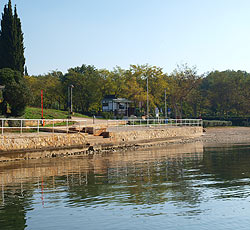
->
(2, 0, 250, 75)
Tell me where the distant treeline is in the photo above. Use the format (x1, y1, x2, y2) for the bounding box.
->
(24, 63, 250, 119)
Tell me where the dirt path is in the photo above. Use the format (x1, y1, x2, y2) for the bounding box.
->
(201, 127, 250, 146)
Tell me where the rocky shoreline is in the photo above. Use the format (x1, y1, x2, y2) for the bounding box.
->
(200, 127, 250, 146)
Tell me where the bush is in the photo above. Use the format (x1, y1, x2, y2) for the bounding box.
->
(7, 119, 24, 127)
(203, 120, 232, 128)
(101, 112, 113, 119)
(242, 121, 250, 127)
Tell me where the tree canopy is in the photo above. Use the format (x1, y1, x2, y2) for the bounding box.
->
(0, 0, 27, 117)
(25, 64, 250, 119)
(0, 0, 25, 74)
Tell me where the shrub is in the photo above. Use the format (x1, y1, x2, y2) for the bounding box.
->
(242, 121, 250, 127)
(203, 120, 232, 128)
(101, 112, 113, 119)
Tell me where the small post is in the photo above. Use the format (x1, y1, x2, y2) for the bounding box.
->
(1, 119, 3, 135)
(37, 120, 39, 133)
(53, 119, 54, 134)
(67, 119, 69, 133)
(20, 120, 22, 135)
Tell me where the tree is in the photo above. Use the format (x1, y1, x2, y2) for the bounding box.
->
(25, 71, 64, 110)
(0, 0, 25, 74)
(201, 70, 250, 117)
(0, 68, 28, 116)
(24, 65, 28, 76)
(62, 65, 103, 114)
(168, 64, 201, 118)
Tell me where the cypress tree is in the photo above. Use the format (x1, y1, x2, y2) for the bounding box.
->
(13, 5, 25, 74)
(0, 0, 25, 74)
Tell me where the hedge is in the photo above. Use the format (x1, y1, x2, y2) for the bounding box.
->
(203, 120, 232, 128)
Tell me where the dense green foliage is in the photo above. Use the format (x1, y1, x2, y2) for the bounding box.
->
(0, 68, 28, 116)
(203, 120, 232, 128)
(0, 1, 27, 117)
(0, 0, 25, 74)
(24, 64, 250, 119)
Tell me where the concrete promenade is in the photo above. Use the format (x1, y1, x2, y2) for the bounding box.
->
(0, 118, 203, 162)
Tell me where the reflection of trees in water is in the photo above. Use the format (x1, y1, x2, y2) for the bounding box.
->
(63, 151, 204, 209)
(202, 146, 250, 179)
(0, 143, 204, 227)
(0, 185, 33, 230)
(200, 145, 250, 199)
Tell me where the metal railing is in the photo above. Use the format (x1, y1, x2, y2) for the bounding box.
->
(107, 118, 203, 128)
(0, 118, 203, 135)
(0, 118, 87, 135)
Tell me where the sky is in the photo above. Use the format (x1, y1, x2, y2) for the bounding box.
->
(1, 0, 250, 75)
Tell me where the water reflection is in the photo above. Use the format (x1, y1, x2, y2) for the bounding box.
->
(1, 143, 250, 230)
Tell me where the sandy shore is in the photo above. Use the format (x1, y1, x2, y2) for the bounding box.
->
(200, 127, 250, 146)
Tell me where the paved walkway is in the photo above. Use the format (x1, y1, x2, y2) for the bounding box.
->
(71, 116, 108, 126)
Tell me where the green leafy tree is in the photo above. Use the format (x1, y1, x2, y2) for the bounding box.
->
(0, 68, 28, 116)
(62, 65, 103, 114)
(0, 0, 25, 74)
(25, 71, 64, 110)
(123, 64, 169, 115)
(168, 64, 201, 118)
(201, 70, 250, 117)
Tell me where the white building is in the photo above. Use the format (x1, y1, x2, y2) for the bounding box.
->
(102, 95, 132, 116)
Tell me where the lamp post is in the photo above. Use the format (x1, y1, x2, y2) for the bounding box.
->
(70, 85, 74, 114)
(165, 89, 167, 119)
(68, 85, 74, 117)
(146, 75, 149, 126)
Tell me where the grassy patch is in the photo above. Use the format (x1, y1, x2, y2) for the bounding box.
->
(44, 121, 76, 127)
(24, 107, 90, 119)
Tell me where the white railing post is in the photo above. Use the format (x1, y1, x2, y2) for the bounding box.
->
(53, 119, 54, 134)
(37, 120, 39, 133)
(67, 119, 69, 133)
(1, 119, 3, 135)
(20, 120, 22, 134)
(2, 119, 4, 135)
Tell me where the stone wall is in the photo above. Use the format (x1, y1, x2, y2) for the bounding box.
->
(0, 133, 87, 152)
(109, 127, 203, 143)
(0, 127, 203, 162)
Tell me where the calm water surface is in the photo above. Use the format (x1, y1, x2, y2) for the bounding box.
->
(1, 143, 250, 230)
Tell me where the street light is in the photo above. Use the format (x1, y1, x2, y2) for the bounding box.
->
(68, 85, 74, 116)
(165, 89, 167, 119)
(146, 75, 149, 126)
